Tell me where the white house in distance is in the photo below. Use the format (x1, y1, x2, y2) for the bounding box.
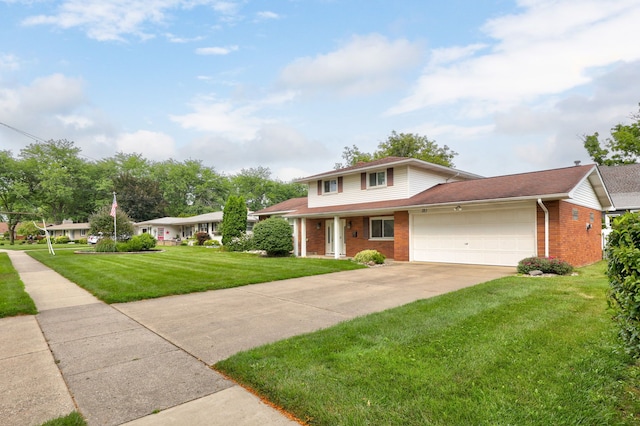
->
(134, 211, 259, 244)
(47, 220, 91, 240)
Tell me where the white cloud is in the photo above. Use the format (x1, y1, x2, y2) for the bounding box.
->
(115, 130, 176, 161)
(279, 33, 424, 96)
(0, 54, 20, 71)
(256, 11, 279, 20)
(388, 0, 640, 116)
(195, 45, 239, 55)
(20, 0, 243, 41)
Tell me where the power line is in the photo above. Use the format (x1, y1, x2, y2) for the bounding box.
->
(0, 121, 47, 143)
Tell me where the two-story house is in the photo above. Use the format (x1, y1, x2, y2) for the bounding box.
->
(255, 157, 612, 267)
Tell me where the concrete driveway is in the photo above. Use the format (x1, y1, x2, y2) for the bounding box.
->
(115, 262, 513, 365)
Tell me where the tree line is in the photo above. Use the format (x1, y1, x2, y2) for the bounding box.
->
(0, 139, 306, 243)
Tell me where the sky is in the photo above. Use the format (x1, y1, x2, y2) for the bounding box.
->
(1, 0, 640, 181)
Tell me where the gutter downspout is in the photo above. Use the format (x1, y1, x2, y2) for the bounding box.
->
(537, 199, 549, 258)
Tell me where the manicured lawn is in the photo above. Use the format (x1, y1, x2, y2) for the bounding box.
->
(0, 253, 37, 318)
(28, 246, 365, 303)
(216, 262, 640, 425)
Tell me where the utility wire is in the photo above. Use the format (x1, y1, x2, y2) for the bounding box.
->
(0, 121, 47, 143)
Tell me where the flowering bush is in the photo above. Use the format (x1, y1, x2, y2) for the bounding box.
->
(517, 256, 573, 275)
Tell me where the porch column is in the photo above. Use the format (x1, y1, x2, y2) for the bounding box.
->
(300, 218, 307, 257)
(292, 218, 299, 257)
(333, 215, 340, 259)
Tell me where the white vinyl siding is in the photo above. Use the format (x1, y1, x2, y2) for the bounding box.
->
(309, 167, 408, 208)
(407, 167, 459, 197)
(569, 178, 602, 209)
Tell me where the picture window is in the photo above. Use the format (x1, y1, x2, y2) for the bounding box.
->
(370, 217, 394, 239)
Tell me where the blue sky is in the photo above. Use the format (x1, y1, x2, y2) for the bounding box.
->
(1, 0, 640, 181)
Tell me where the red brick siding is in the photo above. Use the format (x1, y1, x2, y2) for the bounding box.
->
(305, 219, 325, 255)
(344, 216, 395, 259)
(537, 200, 602, 266)
(394, 211, 409, 261)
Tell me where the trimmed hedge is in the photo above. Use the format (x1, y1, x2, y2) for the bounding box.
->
(252, 217, 293, 256)
(517, 256, 573, 275)
(606, 212, 640, 357)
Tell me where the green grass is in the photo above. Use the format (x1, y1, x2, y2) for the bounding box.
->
(0, 253, 37, 318)
(40, 412, 86, 426)
(0, 243, 90, 251)
(27, 246, 365, 303)
(216, 262, 640, 425)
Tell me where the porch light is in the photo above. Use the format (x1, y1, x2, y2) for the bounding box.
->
(347, 221, 352, 229)
(316, 222, 321, 229)
(454, 205, 462, 212)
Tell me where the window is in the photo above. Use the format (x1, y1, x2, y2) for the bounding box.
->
(198, 223, 208, 232)
(80, 229, 86, 236)
(370, 217, 394, 239)
(572, 209, 579, 220)
(324, 179, 338, 193)
(368, 171, 386, 188)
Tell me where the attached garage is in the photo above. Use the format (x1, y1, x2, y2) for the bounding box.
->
(410, 203, 537, 266)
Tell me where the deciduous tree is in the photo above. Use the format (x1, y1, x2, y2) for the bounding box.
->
(583, 105, 640, 165)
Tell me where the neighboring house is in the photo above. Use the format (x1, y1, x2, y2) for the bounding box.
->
(598, 163, 640, 226)
(47, 220, 91, 240)
(134, 211, 259, 243)
(255, 157, 612, 267)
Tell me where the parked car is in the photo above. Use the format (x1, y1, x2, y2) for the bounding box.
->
(87, 235, 100, 244)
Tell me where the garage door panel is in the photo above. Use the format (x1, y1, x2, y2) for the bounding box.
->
(411, 206, 536, 266)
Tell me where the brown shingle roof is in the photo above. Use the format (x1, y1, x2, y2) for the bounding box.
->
(599, 164, 640, 193)
(254, 197, 308, 216)
(286, 164, 605, 217)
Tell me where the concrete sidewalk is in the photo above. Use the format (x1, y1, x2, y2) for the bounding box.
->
(0, 250, 297, 426)
(1, 249, 513, 425)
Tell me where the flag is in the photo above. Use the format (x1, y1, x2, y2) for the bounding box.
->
(110, 194, 117, 217)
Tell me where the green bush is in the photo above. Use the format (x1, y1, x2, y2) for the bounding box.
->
(517, 256, 573, 275)
(252, 218, 293, 256)
(353, 249, 386, 265)
(78, 238, 88, 245)
(224, 233, 254, 252)
(221, 196, 247, 246)
(204, 239, 220, 247)
(136, 233, 157, 250)
(95, 238, 117, 252)
(606, 212, 640, 357)
(54, 235, 70, 244)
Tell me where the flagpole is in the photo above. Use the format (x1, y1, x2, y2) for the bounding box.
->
(111, 192, 117, 241)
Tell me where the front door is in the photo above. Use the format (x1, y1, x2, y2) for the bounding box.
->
(325, 219, 346, 255)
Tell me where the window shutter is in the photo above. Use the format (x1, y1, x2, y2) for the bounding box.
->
(338, 176, 343, 193)
(387, 168, 394, 186)
(317, 180, 322, 195)
(362, 217, 369, 239)
(361, 173, 367, 190)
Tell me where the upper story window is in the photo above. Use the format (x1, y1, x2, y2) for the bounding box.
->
(369, 171, 386, 188)
(324, 179, 338, 194)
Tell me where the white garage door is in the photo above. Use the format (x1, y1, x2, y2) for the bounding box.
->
(411, 204, 536, 266)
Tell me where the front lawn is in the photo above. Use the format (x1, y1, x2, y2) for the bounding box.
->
(216, 262, 640, 425)
(28, 246, 365, 303)
(0, 253, 37, 317)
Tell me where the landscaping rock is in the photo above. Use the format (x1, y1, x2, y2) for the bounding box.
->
(529, 270, 544, 276)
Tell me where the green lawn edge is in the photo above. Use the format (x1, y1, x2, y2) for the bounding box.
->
(215, 262, 640, 425)
(0, 253, 37, 317)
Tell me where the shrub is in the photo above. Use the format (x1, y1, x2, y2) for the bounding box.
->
(517, 256, 573, 275)
(137, 233, 157, 250)
(78, 238, 88, 245)
(95, 238, 117, 253)
(54, 236, 70, 244)
(195, 231, 209, 246)
(221, 196, 247, 246)
(204, 239, 220, 247)
(225, 233, 254, 252)
(252, 217, 293, 257)
(606, 212, 640, 357)
(353, 249, 386, 265)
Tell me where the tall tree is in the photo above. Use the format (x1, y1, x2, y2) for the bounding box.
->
(112, 173, 167, 221)
(19, 140, 94, 223)
(221, 195, 247, 246)
(230, 167, 272, 211)
(0, 151, 34, 244)
(89, 205, 134, 241)
(334, 131, 457, 169)
(583, 105, 640, 165)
